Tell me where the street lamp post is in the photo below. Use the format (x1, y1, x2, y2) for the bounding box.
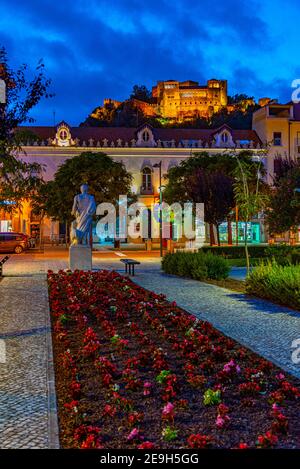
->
(153, 161, 163, 257)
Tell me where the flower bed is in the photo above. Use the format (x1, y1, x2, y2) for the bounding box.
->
(48, 270, 300, 449)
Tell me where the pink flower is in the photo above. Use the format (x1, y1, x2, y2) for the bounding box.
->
(143, 381, 152, 396)
(127, 428, 140, 441)
(162, 402, 175, 422)
(216, 415, 225, 428)
(223, 359, 241, 374)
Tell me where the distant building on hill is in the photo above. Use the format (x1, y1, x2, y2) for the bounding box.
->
(102, 78, 228, 122)
(152, 78, 228, 120)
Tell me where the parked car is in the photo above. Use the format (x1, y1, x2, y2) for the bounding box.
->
(0, 232, 29, 254)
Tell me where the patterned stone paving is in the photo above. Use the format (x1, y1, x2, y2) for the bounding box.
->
(0, 259, 59, 449)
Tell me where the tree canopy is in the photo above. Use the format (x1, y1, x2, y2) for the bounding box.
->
(32, 152, 134, 223)
(163, 151, 265, 245)
(0, 47, 51, 212)
(130, 84, 152, 102)
(267, 159, 300, 235)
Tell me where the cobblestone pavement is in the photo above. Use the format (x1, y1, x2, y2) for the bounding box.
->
(0, 257, 59, 449)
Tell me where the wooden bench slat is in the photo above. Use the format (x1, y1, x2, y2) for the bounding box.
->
(120, 258, 140, 276)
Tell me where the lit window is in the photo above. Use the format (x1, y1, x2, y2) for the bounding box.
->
(221, 132, 229, 143)
(273, 132, 282, 146)
(59, 129, 68, 140)
(142, 131, 150, 142)
(142, 167, 152, 190)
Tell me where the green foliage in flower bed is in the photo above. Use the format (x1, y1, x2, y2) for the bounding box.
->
(245, 261, 300, 310)
(162, 252, 230, 281)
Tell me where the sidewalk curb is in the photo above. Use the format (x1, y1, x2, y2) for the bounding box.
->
(45, 277, 60, 449)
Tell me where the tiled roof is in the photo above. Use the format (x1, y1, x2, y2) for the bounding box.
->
(18, 124, 262, 147)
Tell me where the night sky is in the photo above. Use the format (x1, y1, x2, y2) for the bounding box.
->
(0, 0, 298, 126)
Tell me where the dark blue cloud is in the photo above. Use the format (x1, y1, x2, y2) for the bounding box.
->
(0, 0, 298, 124)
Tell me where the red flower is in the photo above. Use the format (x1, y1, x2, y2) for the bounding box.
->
(103, 404, 117, 417)
(238, 442, 249, 449)
(70, 381, 81, 399)
(239, 382, 261, 396)
(128, 411, 144, 427)
(256, 431, 278, 448)
(138, 441, 155, 449)
(64, 400, 79, 414)
(81, 434, 103, 449)
(187, 434, 213, 449)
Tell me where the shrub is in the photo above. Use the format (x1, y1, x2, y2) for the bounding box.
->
(203, 252, 230, 280)
(290, 250, 300, 265)
(162, 252, 229, 281)
(200, 244, 300, 260)
(245, 261, 300, 309)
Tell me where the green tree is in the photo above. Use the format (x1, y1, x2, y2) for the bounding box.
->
(32, 152, 135, 238)
(266, 159, 300, 236)
(233, 154, 269, 272)
(163, 151, 254, 245)
(130, 84, 152, 102)
(0, 47, 51, 213)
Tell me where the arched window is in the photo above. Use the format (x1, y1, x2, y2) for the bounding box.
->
(221, 131, 229, 143)
(142, 167, 152, 191)
(59, 129, 68, 140)
(142, 130, 150, 142)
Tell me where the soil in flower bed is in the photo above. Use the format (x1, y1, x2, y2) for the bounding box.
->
(48, 270, 300, 449)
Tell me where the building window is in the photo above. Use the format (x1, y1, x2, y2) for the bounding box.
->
(142, 130, 150, 142)
(142, 167, 152, 190)
(273, 132, 282, 146)
(221, 132, 229, 143)
(59, 129, 68, 140)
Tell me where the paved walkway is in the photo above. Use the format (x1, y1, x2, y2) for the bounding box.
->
(0, 259, 59, 449)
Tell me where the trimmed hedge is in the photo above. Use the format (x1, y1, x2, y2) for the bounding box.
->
(200, 244, 300, 261)
(245, 261, 300, 310)
(162, 252, 230, 281)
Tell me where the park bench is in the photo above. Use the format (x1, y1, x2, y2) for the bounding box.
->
(120, 258, 140, 276)
(0, 256, 10, 278)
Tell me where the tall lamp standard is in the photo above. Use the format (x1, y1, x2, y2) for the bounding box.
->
(153, 161, 163, 257)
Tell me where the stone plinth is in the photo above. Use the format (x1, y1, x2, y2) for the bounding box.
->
(69, 244, 92, 271)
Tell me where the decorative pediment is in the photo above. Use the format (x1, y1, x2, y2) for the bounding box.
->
(136, 124, 157, 147)
(213, 125, 234, 148)
(53, 121, 75, 147)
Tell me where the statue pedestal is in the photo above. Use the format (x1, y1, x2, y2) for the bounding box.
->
(69, 245, 92, 271)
